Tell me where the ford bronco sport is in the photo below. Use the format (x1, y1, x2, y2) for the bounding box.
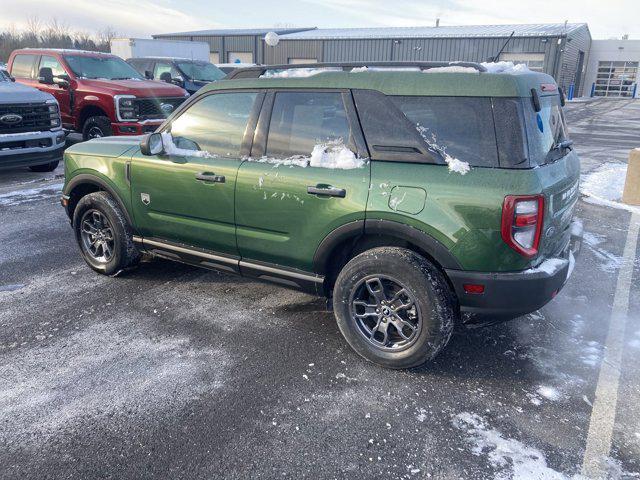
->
(1, 68, 65, 171)
(7, 49, 189, 140)
(60, 62, 581, 369)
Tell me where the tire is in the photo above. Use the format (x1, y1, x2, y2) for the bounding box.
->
(82, 116, 113, 141)
(333, 247, 456, 369)
(73, 191, 140, 275)
(29, 160, 59, 172)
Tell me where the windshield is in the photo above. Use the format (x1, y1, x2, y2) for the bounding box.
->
(64, 55, 143, 80)
(524, 95, 569, 165)
(176, 61, 225, 82)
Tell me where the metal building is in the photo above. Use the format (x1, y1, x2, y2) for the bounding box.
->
(153, 27, 316, 65)
(154, 23, 592, 95)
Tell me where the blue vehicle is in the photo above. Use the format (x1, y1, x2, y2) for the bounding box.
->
(126, 57, 226, 95)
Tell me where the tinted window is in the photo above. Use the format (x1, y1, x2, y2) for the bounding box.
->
(391, 96, 498, 168)
(523, 95, 568, 165)
(169, 92, 257, 157)
(11, 54, 36, 78)
(491, 98, 529, 168)
(266, 92, 351, 158)
(39, 55, 66, 77)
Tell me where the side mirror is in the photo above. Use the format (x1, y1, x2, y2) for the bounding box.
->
(159, 72, 172, 83)
(140, 132, 165, 156)
(38, 67, 54, 85)
(144, 70, 153, 79)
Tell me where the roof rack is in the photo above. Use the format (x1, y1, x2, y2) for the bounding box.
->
(225, 61, 486, 79)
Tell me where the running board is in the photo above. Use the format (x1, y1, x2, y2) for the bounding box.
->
(133, 236, 323, 294)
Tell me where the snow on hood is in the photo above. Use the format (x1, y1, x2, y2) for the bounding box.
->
(255, 140, 366, 169)
(416, 125, 470, 175)
(0, 81, 54, 105)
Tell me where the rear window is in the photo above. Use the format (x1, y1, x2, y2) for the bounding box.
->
(523, 95, 569, 165)
(10, 54, 36, 78)
(391, 96, 498, 168)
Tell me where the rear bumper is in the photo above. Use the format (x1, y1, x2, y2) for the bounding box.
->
(445, 221, 582, 318)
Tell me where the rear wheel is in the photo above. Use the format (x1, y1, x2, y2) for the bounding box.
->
(29, 160, 59, 172)
(333, 247, 456, 369)
(73, 191, 140, 275)
(82, 116, 113, 140)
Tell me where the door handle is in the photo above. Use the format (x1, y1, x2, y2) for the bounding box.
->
(307, 185, 346, 198)
(195, 172, 225, 183)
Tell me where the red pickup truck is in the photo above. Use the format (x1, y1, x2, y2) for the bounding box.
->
(7, 49, 189, 140)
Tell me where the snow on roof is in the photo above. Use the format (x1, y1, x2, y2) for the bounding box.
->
(154, 27, 316, 37)
(278, 23, 587, 40)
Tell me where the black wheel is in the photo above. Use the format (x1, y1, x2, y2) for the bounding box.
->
(73, 191, 140, 275)
(82, 116, 113, 140)
(333, 247, 456, 369)
(29, 160, 59, 172)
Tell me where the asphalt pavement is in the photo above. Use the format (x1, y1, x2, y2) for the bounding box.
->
(1, 100, 639, 479)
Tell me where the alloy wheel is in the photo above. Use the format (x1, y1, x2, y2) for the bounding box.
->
(79, 209, 115, 263)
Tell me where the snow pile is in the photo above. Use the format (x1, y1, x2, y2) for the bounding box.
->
(261, 67, 341, 78)
(160, 132, 215, 158)
(256, 140, 366, 170)
(350, 66, 420, 73)
(581, 160, 640, 213)
(453, 412, 571, 479)
(424, 65, 479, 73)
(481, 61, 530, 74)
(416, 125, 470, 175)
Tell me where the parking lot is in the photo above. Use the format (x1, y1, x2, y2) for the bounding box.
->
(1, 99, 639, 479)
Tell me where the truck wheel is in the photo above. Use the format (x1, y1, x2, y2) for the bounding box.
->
(73, 191, 140, 275)
(29, 160, 59, 172)
(333, 247, 456, 369)
(82, 116, 113, 140)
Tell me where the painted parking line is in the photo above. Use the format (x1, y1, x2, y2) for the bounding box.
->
(582, 212, 640, 478)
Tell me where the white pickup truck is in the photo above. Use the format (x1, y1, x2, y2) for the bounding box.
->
(0, 69, 65, 171)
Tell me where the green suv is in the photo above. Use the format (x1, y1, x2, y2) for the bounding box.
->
(61, 62, 581, 369)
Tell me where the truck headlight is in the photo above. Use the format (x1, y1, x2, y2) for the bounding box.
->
(46, 99, 61, 129)
(115, 95, 138, 122)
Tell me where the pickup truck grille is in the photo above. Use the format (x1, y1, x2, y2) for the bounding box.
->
(134, 97, 186, 120)
(0, 103, 51, 134)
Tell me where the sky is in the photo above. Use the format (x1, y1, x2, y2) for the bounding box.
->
(0, 0, 638, 40)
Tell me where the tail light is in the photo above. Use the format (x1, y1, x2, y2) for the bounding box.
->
(501, 195, 544, 257)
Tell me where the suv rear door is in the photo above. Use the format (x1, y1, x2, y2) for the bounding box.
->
(235, 90, 370, 274)
(130, 90, 263, 261)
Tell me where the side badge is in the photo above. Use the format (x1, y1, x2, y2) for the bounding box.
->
(141, 193, 151, 205)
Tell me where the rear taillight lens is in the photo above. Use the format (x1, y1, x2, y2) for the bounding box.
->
(501, 195, 544, 257)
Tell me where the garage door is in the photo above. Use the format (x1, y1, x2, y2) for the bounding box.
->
(595, 61, 638, 97)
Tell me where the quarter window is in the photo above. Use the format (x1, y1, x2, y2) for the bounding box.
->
(266, 92, 352, 158)
(391, 96, 499, 167)
(168, 92, 257, 157)
(10, 54, 36, 78)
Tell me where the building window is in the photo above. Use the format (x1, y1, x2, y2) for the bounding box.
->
(594, 61, 638, 97)
(209, 52, 220, 63)
(500, 53, 545, 72)
(288, 58, 318, 64)
(227, 52, 253, 64)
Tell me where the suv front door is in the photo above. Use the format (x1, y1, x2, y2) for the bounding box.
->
(235, 90, 370, 274)
(130, 91, 263, 259)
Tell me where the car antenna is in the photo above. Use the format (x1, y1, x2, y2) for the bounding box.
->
(487, 30, 515, 62)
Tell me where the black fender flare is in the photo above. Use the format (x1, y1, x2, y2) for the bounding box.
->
(313, 219, 462, 274)
(64, 174, 134, 227)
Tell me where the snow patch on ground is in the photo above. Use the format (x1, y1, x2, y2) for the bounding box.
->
(582, 230, 623, 273)
(0, 182, 63, 207)
(581, 161, 640, 213)
(536, 386, 562, 402)
(160, 132, 215, 158)
(255, 140, 366, 170)
(453, 412, 572, 479)
(416, 125, 470, 175)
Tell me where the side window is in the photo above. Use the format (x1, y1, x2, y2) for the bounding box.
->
(154, 62, 179, 80)
(39, 55, 66, 77)
(266, 92, 351, 158)
(168, 92, 257, 157)
(10, 54, 36, 78)
(390, 96, 499, 168)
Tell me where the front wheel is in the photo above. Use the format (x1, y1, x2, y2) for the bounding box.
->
(82, 116, 113, 140)
(29, 160, 59, 172)
(333, 247, 456, 369)
(73, 191, 140, 275)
